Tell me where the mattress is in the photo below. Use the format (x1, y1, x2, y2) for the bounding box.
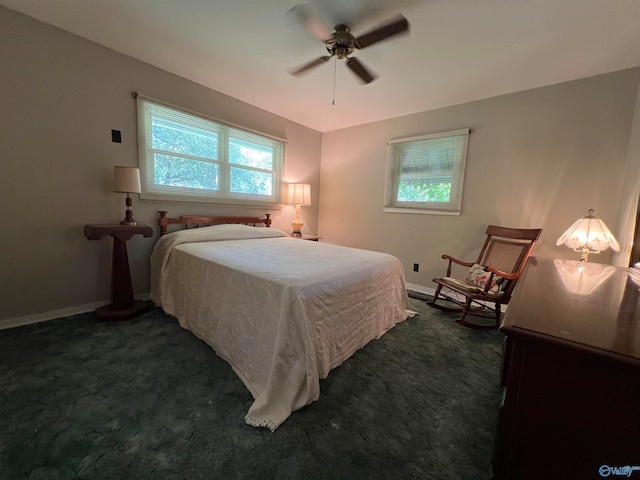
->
(150, 224, 412, 430)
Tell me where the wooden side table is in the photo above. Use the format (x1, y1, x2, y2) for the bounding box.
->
(84, 224, 153, 321)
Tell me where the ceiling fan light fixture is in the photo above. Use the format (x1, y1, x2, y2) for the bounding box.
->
(288, 7, 410, 85)
(335, 46, 349, 59)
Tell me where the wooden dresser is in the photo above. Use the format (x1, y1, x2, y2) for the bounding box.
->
(492, 256, 640, 480)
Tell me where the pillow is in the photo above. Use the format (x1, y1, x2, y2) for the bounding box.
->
(152, 224, 288, 269)
(465, 263, 504, 294)
(162, 223, 288, 244)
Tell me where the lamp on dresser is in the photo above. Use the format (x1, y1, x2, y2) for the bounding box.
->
(556, 208, 620, 261)
(286, 183, 311, 237)
(114, 166, 141, 226)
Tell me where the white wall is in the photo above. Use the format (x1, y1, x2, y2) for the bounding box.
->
(0, 7, 322, 324)
(318, 68, 640, 291)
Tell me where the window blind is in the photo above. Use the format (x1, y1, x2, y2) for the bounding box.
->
(385, 129, 469, 215)
(135, 94, 285, 206)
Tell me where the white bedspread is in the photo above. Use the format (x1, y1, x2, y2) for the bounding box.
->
(150, 225, 412, 430)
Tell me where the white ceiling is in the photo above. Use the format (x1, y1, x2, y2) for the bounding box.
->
(3, 0, 640, 132)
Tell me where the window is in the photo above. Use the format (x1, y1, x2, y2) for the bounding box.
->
(384, 129, 469, 215)
(136, 95, 285, 206)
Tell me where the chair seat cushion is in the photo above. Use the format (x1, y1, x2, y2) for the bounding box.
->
(441, 275, 505, 297)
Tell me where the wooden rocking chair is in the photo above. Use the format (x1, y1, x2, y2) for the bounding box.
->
(428, 225, 542, 329)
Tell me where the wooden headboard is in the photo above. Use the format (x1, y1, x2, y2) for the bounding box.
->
(159, 211, 272, 236)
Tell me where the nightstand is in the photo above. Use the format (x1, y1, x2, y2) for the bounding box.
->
(292, 234, 320, 241)
(84, 224, 153, 321)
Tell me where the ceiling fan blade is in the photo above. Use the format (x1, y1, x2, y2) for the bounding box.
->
(289, 56, 332, 76)
(355, 14, 409, 49)
(287, 4, 332, 41)
(346, 57, 376, 84)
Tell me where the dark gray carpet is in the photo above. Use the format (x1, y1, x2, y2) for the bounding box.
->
(0, 294, 503, 480)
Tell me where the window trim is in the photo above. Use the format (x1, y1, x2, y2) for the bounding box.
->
(383, 128, 470, 215)
(135, 92, 286, 208)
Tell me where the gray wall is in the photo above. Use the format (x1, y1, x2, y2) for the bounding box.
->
(318, 68, 640, 292)
(0, 7, 322, 324)
(613, 85, 640, 267)
(2, 5, 639, 325)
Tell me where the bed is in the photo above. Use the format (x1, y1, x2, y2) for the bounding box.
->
(150, 211, 414, 430)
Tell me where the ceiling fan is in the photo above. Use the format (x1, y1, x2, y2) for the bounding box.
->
(288, 5, 410, 85)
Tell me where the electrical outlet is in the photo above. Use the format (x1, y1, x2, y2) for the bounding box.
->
(413, 263, 419, 272)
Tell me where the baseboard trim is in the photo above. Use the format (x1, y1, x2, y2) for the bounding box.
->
(0, 293, 150, 330)
(406, 283, 436, 296)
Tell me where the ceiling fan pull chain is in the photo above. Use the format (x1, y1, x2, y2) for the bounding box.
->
(332, 56, 337, 106)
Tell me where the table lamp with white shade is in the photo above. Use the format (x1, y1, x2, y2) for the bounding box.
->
(113, 166, 141, 226)
(286, 183, 311, 237)
(556, 209, 620, 262)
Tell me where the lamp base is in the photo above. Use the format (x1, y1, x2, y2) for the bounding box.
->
(121, 196, 138, 226)
(579, 246, 591, 262)
(291, 217, 304, 237)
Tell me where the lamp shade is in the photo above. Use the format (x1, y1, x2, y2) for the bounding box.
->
(286, 183, 311, 206)
(113, 166, 141, 194)
(556, 209, 620, 258)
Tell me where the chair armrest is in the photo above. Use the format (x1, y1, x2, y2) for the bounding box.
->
(485, 266, 520, 281)
(441, 255, 475, 277)
(441, 255, 474, 268)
